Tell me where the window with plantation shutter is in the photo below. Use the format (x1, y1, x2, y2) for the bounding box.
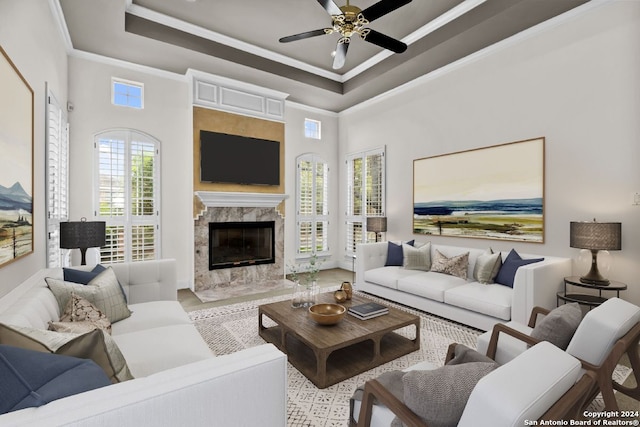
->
(296, 154, 329, 255)
(95, 130, 160, 263)
(46, 90, 69, 267)
(345, 147, 385, 256)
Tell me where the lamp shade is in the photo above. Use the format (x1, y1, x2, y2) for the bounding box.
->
(367, 217, 387, 233)
(570, 221, 621, 251)
(60, 220, 106, 250)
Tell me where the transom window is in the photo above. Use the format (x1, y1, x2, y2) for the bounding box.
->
(296, 154, 329, 255)
(112, 78, 144, 109)
(94, 129, 160, 263)
(304, 118, 321, 140)
(345, 147, 385, 256)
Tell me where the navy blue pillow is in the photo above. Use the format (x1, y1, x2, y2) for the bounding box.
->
(384, 240, 415, 266)
(0, 344, 111, 414)
(63, 264, 106, 284)
(495, 249, 544, 288)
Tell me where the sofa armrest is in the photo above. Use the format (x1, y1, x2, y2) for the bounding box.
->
(0, 344, 287, 427)
(355, 242, 388, 288)
(109, 259, 178, 304)
(510, 257, 571, 324)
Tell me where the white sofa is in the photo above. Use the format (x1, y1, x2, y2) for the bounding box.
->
(356, 242, 571, 331)
(0, 259, 287, 426)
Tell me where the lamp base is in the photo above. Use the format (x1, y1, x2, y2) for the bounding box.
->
(579, 249, 610, 286)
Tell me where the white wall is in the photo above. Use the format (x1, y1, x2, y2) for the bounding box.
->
(284, 103, 340, 271)
(67, 56, 193, 288)
(0, 0, 68, 298)
(338, 1, 640, 305)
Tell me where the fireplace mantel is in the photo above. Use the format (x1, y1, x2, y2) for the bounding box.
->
(195, 191, 289, 208)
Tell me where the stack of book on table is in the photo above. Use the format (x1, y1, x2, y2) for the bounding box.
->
(348, 302, 389, 320)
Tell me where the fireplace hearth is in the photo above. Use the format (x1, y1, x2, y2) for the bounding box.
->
(209, 221, 275, 270)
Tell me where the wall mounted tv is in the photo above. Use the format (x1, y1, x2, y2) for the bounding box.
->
(200, 130, 280, 186)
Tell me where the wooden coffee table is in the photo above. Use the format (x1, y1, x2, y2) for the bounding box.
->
(258, 292, 420, 389)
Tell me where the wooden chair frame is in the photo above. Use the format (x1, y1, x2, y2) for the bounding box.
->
(485, 306, 640, 412)
(353, 342, 596, 427)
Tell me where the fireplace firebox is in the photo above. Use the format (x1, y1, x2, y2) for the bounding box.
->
(209, 221, 275, 270)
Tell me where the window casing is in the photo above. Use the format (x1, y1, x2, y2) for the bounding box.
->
(296, 154, 329, 256)
(95, 130, 160, 263)
(345, 147, 385, 256)
(111, 78, 144, 109)
(46, 90, 69, 267)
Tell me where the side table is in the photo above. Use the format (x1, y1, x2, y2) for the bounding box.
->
(557, 276, 627, 309)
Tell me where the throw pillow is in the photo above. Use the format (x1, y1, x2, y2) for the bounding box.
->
(57, 293, 112, 334)
(0, 323, 133, 383)
(495, 249, 544, 288)
(47, 267, 131, 323)
(473, 248, 503, 284)
(385, 242, 404, 266)
(63, 264, 106, 285)
(0, 344, 111, 414)
(430, 250, 469, 280)
(400, 362, 498, 427)
(446, 343, 497, 366)
(530, 303, 582, 350)
(403, 242, 431, 271)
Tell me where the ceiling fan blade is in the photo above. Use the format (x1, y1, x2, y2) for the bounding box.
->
(332, 40, 349, 69)
(363, 29, 407, 53)
(317, 0, 343, 16)
(279, 29, 331, 43)
(361, 0, 412, 22)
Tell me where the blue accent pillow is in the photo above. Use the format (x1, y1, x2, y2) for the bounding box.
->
(385, 240, 415, 266)
(63, 264, 106, 284)
(495, 249, 544, 288)
(0, 344, 111, 414)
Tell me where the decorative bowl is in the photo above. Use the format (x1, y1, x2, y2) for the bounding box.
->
(308, 303, 346, 325)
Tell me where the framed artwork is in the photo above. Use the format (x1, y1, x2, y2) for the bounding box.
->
(0, 45, 34, 267)
(413, 137, 544, 243)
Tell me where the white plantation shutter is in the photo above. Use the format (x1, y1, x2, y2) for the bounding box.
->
(296, 154, 329, 255)
(345, 147, 385, 256)
(95, 130, 160, 263)
(46, 90, 69, 268)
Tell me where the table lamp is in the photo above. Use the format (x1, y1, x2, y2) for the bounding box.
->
(367, 216, 387, 242)
(569, 220, 621, 285)
(60, 218, 106, 265)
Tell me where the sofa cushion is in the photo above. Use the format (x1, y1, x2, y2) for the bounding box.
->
(495, 249, 544, 288)
(397, 272, 466, 302)
(530, 303, 582, 350)
(110, 301, 192, 335)
(444, 282, 512, 320)
(364, 266, 422, 290)
(0, 344, 111, 414)
(473, 248, 502, 284)
(0, 323, 133, 383)
(47, 267, 131, 323)
(113, 324, 213, 377)
(63, 264, 105, 284)
(430, 250, 469, 280)
(403, 242, 431, 271)
(385, 242, 404, 266)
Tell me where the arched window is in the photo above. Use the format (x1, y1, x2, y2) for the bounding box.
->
(296, 154, 329, 255)
(94, 129, 160, 263)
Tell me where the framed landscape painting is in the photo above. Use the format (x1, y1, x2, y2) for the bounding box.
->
(0, 45, 34, 267)
(413, 137, 544, 243)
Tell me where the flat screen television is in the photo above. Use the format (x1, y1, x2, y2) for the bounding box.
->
(200, 130, 280, 186)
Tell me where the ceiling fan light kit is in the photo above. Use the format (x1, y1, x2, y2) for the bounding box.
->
(279, 0, 411, 69)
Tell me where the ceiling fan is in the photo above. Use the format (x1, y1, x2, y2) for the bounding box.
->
(279, 0, 412, 70)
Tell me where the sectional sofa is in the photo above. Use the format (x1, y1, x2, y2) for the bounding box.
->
(0, 259, 287, 426)
(356, 241, 572, 331)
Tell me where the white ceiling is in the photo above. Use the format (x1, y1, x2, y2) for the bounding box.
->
(58, 0, 590, 111)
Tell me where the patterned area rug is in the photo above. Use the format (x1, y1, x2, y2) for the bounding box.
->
(189, 291, 630, 426)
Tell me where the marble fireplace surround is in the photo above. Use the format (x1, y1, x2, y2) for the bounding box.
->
(194, 192, 288, 295)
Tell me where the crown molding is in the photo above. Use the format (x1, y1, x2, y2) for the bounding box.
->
(285, 101, 339, 118)
(49, 0, 73, 53)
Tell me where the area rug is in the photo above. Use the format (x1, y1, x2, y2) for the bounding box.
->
(189, 291, 631, 426)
